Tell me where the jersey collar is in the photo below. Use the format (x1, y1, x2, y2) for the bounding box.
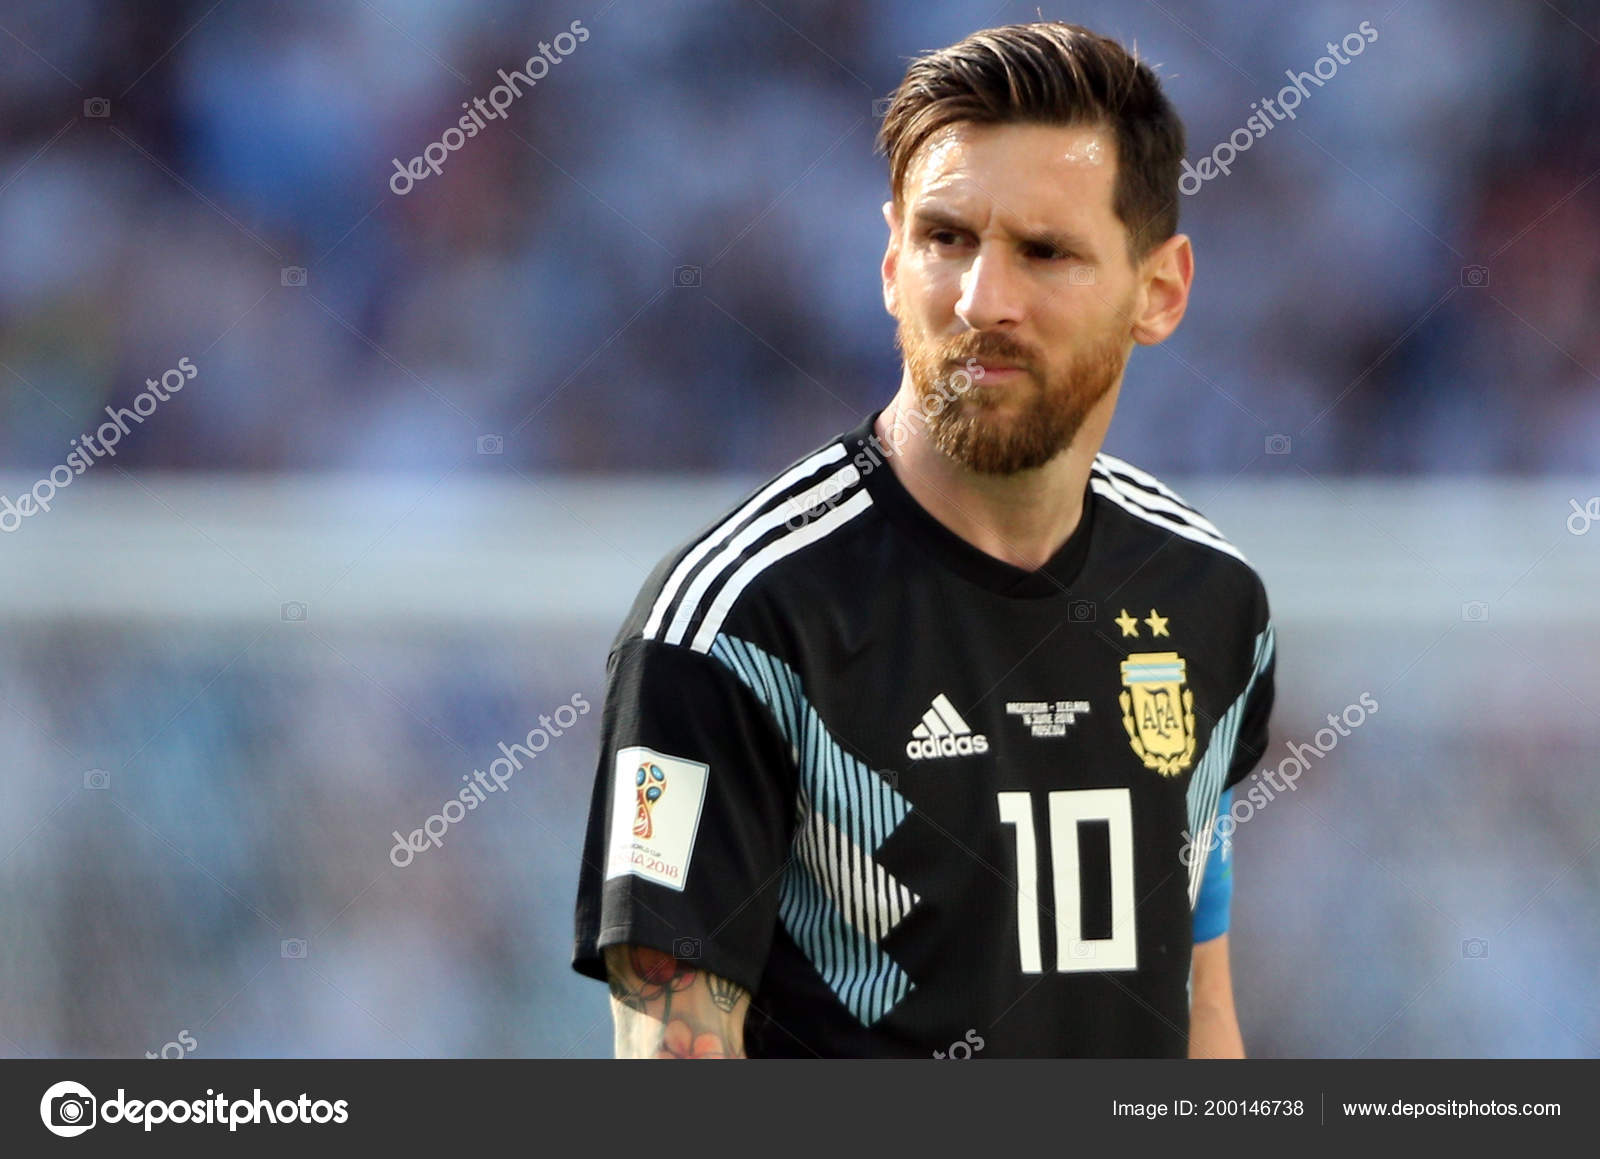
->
(846, 409, 1096, 600)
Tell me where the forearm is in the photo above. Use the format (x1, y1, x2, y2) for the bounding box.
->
(1187, 933, 1245, 1059)
(1188, 996, 1246, 1058)
(605, 944, 750, 1058)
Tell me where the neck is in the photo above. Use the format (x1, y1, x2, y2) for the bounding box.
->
(873, 369, 1120, 572)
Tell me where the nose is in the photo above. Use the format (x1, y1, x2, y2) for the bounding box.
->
(955, 245, 1025, 331)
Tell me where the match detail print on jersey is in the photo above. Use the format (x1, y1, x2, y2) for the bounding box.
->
(1004, 699, 1091, 737)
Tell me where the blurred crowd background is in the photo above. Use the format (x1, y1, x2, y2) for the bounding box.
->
(4, 0, 1598, 474)
(2, 0, 1597, 1059)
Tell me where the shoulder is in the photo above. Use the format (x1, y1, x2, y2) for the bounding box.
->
(1090, 451, 1250, 566)
(613, 427, 877, 656)
(1089, 451, 1268, 615)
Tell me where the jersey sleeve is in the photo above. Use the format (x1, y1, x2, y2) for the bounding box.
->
(1224, 578, 1276, 791)
(1192, 789, 1234, 943)
(572, 635, 798, 995)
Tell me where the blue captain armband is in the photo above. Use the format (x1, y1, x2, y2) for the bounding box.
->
(1192, 788, 1234, 943)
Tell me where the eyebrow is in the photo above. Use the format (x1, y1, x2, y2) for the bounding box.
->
(911, 206, 1098, 260)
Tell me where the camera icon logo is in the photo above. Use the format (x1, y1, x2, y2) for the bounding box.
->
(83, 98, 110, 119)
(871, 97, 893, 117)
(1068, 266, 1096, 285)
(281, 601, 308, 622)
(1461, 601, 1489, 622)
(281, 266, 307, 287)
(673, 265, 701, 288)
(672, 936, 702, 959)
(1068, 599, 1096, 622)
(1461, 937, 1489, 959)
(1460, 265, 1489, 288)
(476, 434, 503, 455)
(40, 1080, 97, 1137)
(84, 769, 111, 790)
(282, 938, 308, 959)
(1265, 434, 1292, 455)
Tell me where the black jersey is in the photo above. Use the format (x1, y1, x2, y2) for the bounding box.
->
(572, 409, 1275, 1058)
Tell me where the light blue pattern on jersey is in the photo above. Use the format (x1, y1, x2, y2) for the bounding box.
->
(709, 632, 919, 1026)
(1185, 623, 1274, 907)
(1192, 788, 1234, 942)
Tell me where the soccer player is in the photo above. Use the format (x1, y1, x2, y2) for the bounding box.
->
(572, 21, 1274, 1058)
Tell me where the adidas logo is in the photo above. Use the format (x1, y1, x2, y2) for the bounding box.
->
(905, 693, 989, 760)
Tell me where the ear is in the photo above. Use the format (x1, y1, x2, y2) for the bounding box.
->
(880, 200, 901, 317)
(1130, 233, 1193, 346)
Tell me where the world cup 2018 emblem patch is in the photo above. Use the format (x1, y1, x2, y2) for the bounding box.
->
(1119, 652, 1196, 776)
(606, 746, 709, 892)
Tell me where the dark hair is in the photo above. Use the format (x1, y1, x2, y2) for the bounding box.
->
(876, 22, 1186, 259)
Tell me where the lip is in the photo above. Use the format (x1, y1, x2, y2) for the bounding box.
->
(972, 363, 1025, 377)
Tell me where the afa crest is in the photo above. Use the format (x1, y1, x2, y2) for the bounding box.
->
(1118, 652, 1196, 776)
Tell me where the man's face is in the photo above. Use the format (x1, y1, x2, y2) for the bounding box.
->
(882, 121, 1158, 475)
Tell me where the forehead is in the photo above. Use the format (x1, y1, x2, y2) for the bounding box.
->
(903, 121, 1120, 235)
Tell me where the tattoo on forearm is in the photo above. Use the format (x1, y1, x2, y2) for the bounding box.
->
(605, 944, 750, 1058)
(607, 972, 647, 1014)
(706, 973, 742, 1013)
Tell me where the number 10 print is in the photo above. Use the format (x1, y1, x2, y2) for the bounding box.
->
(997, 788, 1138, 973)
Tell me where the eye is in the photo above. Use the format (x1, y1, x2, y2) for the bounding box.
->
(1023, 243, 1070, 261)
(926, 227, 967, 248)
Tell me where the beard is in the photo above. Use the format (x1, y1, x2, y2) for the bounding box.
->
(894, 312, 1130, 475)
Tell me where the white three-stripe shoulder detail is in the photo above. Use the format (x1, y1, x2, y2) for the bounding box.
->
(664, 462, 862, 646)
(688, 488, 873, 653)
(1095, 453, 1202, 514)
(641, 442, 846, 641)
(1090, 476, 1247, 564)
(1093, 454, 1226, 540)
